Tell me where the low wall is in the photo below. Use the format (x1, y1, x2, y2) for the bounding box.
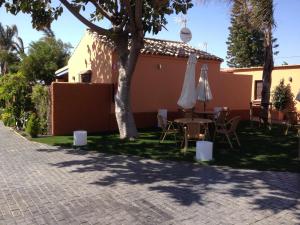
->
(51, 71, 252, 135)
(208, 72, 253, 111)
(51, 82, 113, 135)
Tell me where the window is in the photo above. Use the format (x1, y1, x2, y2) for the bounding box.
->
(81, 73, 91, 83)
(79, 70, 92, 83)
(254, 80, 263, 100)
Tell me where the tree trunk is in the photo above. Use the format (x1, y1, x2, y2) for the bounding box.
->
(114, 33, 143, 139)
(260, 28, 274, 125)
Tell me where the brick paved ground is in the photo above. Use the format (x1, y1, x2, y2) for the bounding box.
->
(0, 122, 299, 225)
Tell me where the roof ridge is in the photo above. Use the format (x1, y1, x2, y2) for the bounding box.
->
(88, 31, 223, 62)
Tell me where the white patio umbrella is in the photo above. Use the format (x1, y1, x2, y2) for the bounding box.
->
(196, 64, 212, 111)
(177, 53, 197, 109)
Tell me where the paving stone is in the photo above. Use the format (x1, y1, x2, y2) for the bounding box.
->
(0, 122, 299, 225)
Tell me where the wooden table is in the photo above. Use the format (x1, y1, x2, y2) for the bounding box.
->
(174, 118, 213, 124)
(194, 111, 215, 119)
(174, 118, 213, 152)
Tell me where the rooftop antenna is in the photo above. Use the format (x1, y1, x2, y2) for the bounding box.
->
(203, 42, 207, 52)
(173, 0, 192, 44)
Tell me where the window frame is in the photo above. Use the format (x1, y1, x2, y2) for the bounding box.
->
(254, 80, 263, 100)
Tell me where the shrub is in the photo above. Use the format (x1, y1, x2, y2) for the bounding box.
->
(272, 79, 295, 112)
(25, 113, 40, 138)
(31, 84, 49, 134)
(1, 111, 15, 127)
(0, 73, 32, 128)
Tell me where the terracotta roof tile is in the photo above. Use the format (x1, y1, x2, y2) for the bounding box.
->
(92, 32, 223, 62)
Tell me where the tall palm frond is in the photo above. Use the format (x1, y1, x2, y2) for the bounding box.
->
(12, 37, 25, 55)
(0, 23, 24, 74)
(249, 0, 275, 31)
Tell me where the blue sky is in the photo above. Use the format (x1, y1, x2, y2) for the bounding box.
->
(0, 0, 299, 68)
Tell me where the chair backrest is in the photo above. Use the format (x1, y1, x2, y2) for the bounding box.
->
(214, 107, 229, 119)
(185, 122, 205, 140)
(157, 114, 167, 131)
(250, 101, 272, 120)
(227, 116, 241, 133)
(215, 110, 229, 124)
(285, 111, 298, 125)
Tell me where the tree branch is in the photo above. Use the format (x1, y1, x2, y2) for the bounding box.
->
(114, 0, 119, 14)
(89, 0, 114, 22)
(124, 0, 135, 32)
(135, 0, 143, 32)
(59, 0, 109, 35)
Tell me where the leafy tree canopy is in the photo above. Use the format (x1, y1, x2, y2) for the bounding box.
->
(0, 0, 192, 36)
(226, 0, 265, 68)
(20, 37, 72, 85)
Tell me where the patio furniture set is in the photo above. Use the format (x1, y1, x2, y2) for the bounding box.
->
(250, 100, 300, 133)
(157, 107, 241, 154)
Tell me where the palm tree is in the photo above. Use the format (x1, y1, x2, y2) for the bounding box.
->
(0, 23, 25, 75)
(232, 0, 275, 125)
(249, 0, 275, 125)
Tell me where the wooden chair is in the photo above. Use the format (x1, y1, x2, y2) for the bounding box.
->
(214, 116, 241, 149)
(213, 107, 229, 119)
(250, 101, 272, 129)
(284, 111, 300, 135)
(157, 114, 179, 143)
(182, 122, 207, 152)
(213, 110, 229, 140)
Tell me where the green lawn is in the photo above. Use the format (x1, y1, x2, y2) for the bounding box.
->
(32, 121, 300, 173)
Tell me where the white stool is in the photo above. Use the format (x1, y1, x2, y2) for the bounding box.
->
(73, 130, 87, 146)
(158, 109, 167, 127)
(196, 141, 213, 161)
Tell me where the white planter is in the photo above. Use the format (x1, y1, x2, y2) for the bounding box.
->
(73, 130, 87, 146)
(196, 141, 213, 161)
(158, 109, 167, 127)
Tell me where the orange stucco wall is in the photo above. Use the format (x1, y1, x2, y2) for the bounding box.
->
(230, 65, 300, 111)
(130, 55, 252, 113)
(51, 82, 113, 135)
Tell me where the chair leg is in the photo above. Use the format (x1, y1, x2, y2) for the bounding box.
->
(234, 132, 241, 146)
(159, 132, 163, 142)
(225, 134, 233, 149)
(284, 125, 289, 135)
(161, 132, 167, 142)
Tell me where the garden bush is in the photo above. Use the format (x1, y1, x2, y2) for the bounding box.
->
(31, 84, 50, 134)
(272, 79, 295, 112)
(1, 111, 15, 127)
(0, 73, 32, 128)
(25, 113, 40, 138)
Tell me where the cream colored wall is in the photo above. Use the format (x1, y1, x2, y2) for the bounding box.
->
(233, 67, 300, 111)
(68, 31, 113, 83)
